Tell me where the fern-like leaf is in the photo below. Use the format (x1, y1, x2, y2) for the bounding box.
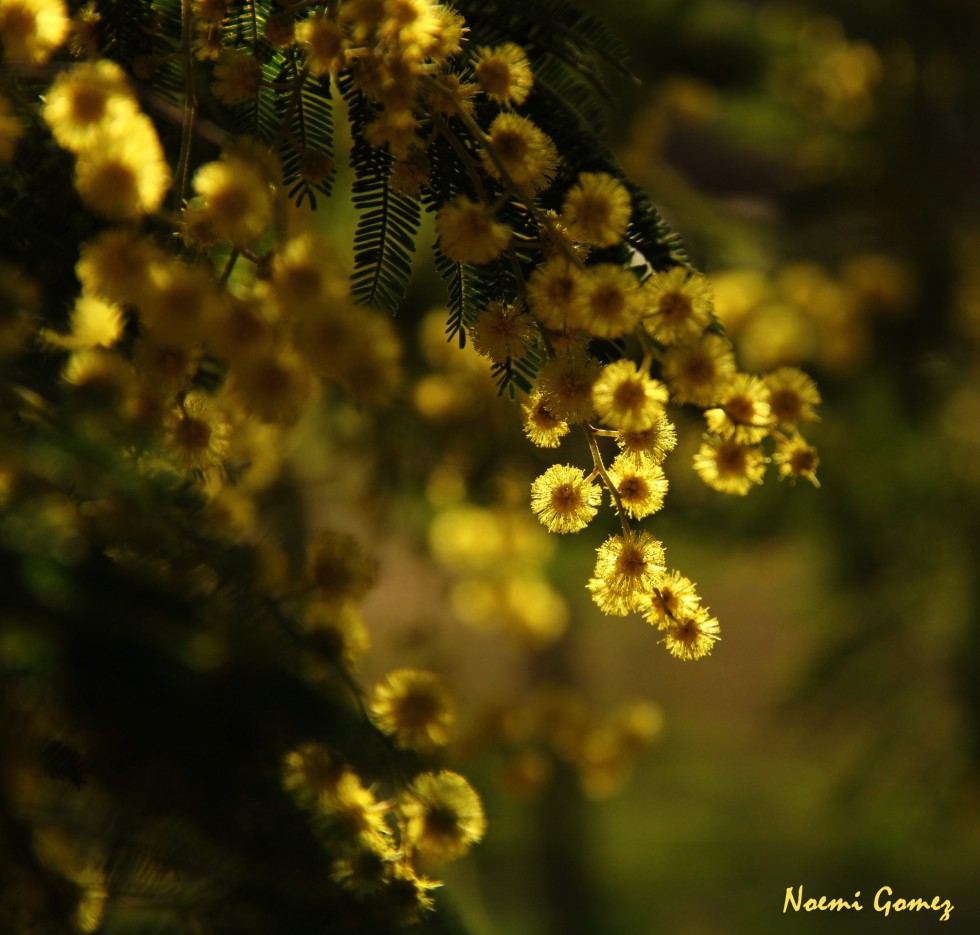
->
(341, 76, 421, 315)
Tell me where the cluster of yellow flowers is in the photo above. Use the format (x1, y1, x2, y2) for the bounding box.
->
(0, 2, 496, 925)
(282, 741, 484, 922)
(279, 663, 486, 919)
(425, 90, 823, 659)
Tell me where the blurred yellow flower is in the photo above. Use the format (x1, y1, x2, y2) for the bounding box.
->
(402, 770, 486, 864)
(370, 668, 457, 753)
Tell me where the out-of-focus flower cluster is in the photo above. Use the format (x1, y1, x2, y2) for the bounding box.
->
(712, 256, 914, 375)
(461, 687, 664, 802)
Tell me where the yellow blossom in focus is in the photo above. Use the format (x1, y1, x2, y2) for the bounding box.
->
(704, 372, 773, 444)
(587, 530, 666, 616)
(644, 570, 700, 629)
(643, 267, 714, 346)
(606, 451, 668, 520)
(616, 414, 677, 462)
(530, 464, 601, 534)
(592, 358, 668, 433)
(693, 435, 767, 495)
(764, 366, 822, 427)
(521, 391, 570, 448)
(661, 606, 720, 661)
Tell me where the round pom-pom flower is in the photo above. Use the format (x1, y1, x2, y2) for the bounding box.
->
(587, 531, 666, 616)
(562, 172, 632, 248)
(661, 606, 720, 661)
(644, 570, 701, 630)
(606, 451, 669, 520)
(536, 350, 600, 423)
(772, 431, 820, 487)
(592, 359, 668, 434)
(191, 155, 273, 245)
(402, 771, 486, 864)
(521, 391, 569, 448)
(693, 435, 767, 495)
(436, 195, 511, 265)
(643, 267, 714, 346)
(704, 373, 773, 444)
(72, 114, 169, 220)
(764, 366, 821, 428)
(530, 464, 601, 534)
(481, 113, 557, 191)
(370, 668, 457, 753)
(42, 60, 138, 153)
(474, 42, 534, 105)
(579, 264, 645, 339)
